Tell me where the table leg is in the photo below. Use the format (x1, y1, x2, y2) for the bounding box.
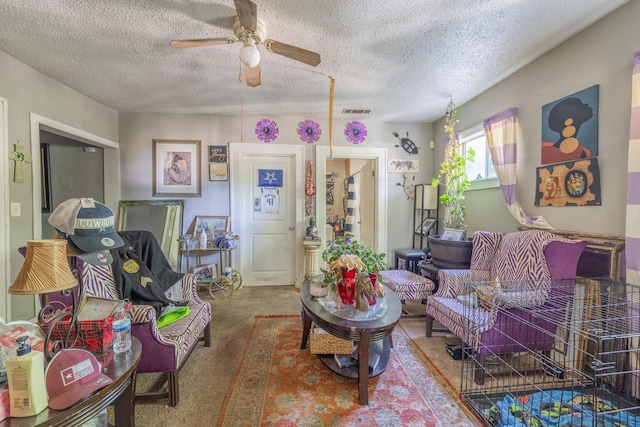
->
(114, 371, 137, 427)
(300, 310, 312, 349)
(358, 330, 370, 405)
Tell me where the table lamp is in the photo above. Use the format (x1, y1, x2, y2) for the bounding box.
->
(8, 239, 80, 361)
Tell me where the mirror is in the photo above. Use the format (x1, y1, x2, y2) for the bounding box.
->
(117, 200, 184, 271)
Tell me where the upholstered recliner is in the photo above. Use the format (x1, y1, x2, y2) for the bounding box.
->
(425, 230, 587, 383)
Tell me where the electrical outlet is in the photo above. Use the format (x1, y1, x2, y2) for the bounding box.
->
(10, 202, 21, 217)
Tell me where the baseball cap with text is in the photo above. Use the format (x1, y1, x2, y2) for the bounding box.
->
(45, 348, 113, 410)
(48, 198, 124, 264)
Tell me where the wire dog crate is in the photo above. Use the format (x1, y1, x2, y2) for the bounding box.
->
(459, 278, 640, 426)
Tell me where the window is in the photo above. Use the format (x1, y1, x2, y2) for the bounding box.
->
(459, 124, 497, 189)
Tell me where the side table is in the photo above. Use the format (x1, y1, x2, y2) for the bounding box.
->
(418, 261, 440, 291)
(1, 338, 142, 427)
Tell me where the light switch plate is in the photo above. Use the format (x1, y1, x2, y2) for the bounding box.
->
(10, 203, 20, 217)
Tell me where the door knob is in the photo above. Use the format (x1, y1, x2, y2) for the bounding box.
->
(289, 225, 294, 230)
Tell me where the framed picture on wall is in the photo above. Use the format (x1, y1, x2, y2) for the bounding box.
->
(152, 139, 201, 197)
(209, 163, 228, 181)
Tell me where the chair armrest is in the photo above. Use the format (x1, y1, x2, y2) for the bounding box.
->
(129, 304, 156, 324)
(436, 269, 490, 298)
(180, 273, 207, 305)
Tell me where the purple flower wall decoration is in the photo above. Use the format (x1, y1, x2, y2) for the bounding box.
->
(255, 118, 279, 143)
(344, 121, 367, 144)
(297, 120, 322, 144)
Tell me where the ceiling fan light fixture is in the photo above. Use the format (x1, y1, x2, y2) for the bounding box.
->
(239, 41, 260, 67)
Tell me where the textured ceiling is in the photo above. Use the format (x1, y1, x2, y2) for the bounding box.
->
(0, 0, 628, 122)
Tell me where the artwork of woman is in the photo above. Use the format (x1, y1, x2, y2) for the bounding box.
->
(541, 95, 595, 164)
(165, 153, 191, 185)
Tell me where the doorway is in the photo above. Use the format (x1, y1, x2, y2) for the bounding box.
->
(315, 146, 388, 261)
(229, 143, 305, 287)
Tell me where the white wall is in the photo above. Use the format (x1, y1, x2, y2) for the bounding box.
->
(432, 0, 639, 236)
(118, 113, 433, 261)
(0, 51, 119, 321)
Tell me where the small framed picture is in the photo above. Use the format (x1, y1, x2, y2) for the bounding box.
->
(193, 264, 218, 281)
(209, 163, 228, 181)
(440, 228, 465, 241)
(208, 145, 227, 163)
(188, 216, 230, 237)
(415, 218, 436, 236)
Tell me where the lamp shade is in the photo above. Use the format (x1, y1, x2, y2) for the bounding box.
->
(239, 43, 260, 68)
(9, 239, 77, 295)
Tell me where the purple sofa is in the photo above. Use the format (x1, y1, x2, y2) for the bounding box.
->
(425, 230, 587, 383)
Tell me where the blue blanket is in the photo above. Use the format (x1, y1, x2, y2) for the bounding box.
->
(484, 390, 638, 426)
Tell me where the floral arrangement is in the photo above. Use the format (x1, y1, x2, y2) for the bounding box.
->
(321, 234, 386, 291)
(344, 121, 367, 144)
(330, 254, 365, 272)
(255, 118, 279, 143)
(297, 120, 321, 143)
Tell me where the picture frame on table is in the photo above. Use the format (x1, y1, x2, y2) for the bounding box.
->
(188, 216, 230, 238)
(440, 228, 465, 241)
(415, 218, 436, 236)
(152, 139, 201, 197)
(193, 264, 218, 281)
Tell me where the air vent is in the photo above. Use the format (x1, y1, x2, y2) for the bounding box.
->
(342, 108, 371, 114)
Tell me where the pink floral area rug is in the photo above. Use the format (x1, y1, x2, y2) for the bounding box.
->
(216, 315, 479, 426)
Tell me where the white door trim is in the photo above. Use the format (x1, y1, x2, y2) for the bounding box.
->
(229, 143, 305, 287)
(0, 97, 10, 321)
(315, 146, 388, 262)
(29, 113, 118, 238)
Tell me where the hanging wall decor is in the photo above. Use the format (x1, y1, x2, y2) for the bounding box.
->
(326, 171, 337, 205)
(305, 160, 316, 216)
(388, 159, 419, 173)
(208, 145, 227, 163)
(535, 157, 601, 207)
(344, 121, 367, 144)
(255, 118, 279, 143)
(8, 143, 32, 183)
(393, 131, 419, 155)
(298, 120, 322, 144)
(541, 85, 599, 165)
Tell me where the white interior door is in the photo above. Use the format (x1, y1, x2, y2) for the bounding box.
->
(230, 143, 304, 287)
(359, 160, 375, 248)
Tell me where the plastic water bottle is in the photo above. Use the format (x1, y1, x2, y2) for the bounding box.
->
(112, 301, 131, 353)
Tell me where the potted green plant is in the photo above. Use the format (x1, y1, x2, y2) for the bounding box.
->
(321, 234, 387, 291)
(428, 100, 474, 269)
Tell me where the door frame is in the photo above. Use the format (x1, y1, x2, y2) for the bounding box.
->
(315, 146, 388, 262)
(0, 97, 9, 321)
(30, 113, 119, 239)
(229, 143, 305, 287)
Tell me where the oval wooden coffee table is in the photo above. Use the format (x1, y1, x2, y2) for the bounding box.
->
(300, 279, 402, 405)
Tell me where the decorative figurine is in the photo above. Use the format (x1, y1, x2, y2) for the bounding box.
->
(304, 216, 320, 241)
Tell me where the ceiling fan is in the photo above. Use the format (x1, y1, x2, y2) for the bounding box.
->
(171, 0, 321, 87)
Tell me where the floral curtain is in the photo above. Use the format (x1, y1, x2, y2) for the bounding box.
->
(483, 107, 553, 229)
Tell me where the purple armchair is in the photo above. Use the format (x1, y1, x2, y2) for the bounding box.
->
(75, 259, 211, 406)
(425, 230, 587, 383)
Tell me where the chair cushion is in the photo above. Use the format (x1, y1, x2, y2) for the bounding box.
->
(490, 230, 559, 282)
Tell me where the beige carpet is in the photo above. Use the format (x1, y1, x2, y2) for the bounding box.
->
(127, 286, 474, 427)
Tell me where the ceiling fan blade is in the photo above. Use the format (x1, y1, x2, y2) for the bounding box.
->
(171, 38, 237, 48)
(264, 40, 321, 67)
(245, 64, 261, 87)
(233, 0, 257, 32)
